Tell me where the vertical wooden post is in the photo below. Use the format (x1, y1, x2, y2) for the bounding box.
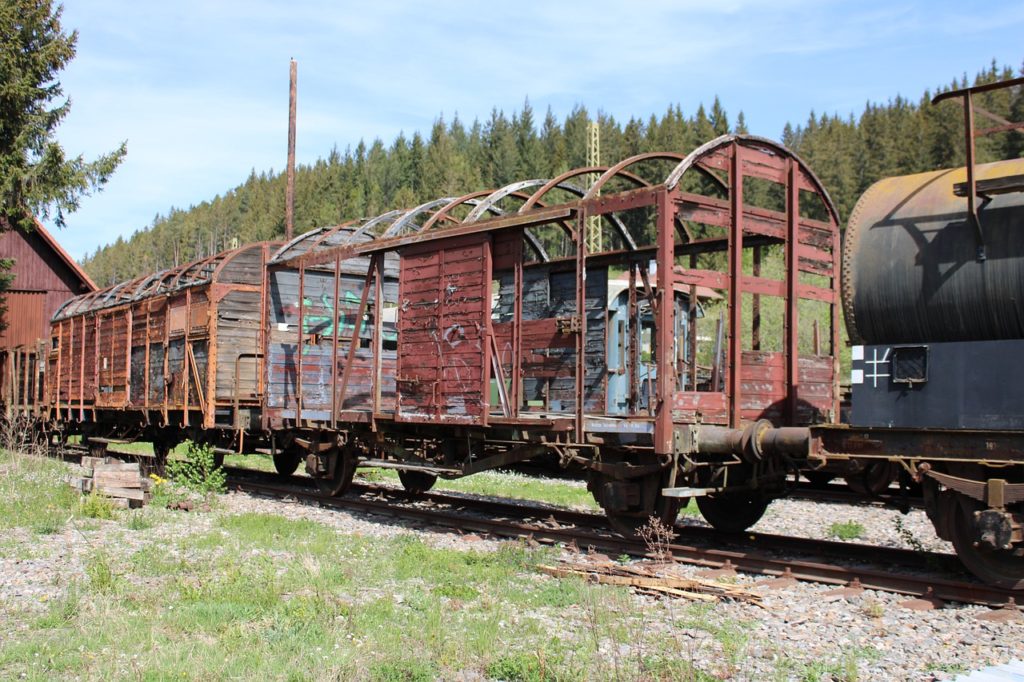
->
(574, 209, 587, 441)
(786, 159, 800, 424)
(285, 59, 297, 241)
(372, 255, 384, 419)
(654, 189, 676, 455)
(330, 255, 341, 428)
(727, 143, 744, 429)
(296, 263, 305, 425)
(511, 239, 523, 417)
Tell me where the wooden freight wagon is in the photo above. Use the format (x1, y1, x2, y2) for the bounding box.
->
(47, 243, 277, 449)
(264, 226, 400, 431)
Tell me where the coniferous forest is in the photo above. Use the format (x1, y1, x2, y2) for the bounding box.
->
(81, 62, 1024, 287)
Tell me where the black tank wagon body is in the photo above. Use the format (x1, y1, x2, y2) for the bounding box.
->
(812, 77, 1024, 588)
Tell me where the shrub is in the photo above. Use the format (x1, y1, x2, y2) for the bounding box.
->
(166, 441, 226, 495)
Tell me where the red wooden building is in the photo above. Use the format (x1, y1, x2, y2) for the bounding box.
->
(1, 217, 96, 414)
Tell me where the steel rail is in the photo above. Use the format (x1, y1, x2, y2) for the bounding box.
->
(224, 470, 1019, 608)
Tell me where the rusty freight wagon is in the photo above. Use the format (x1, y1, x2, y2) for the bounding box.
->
(271, 134, 842, 531)
(46, 243, 277, 456)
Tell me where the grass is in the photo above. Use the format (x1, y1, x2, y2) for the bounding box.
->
(828, 520, 866, 541)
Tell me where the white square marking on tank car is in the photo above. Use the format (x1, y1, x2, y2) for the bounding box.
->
(851, 369, 864, 384)
(851, 345, 864, 361)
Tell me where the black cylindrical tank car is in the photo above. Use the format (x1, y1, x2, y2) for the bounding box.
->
(811, 78, 1024, 588)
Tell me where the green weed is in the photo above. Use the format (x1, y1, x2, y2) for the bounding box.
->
(828, 520, 865, 540)
(80, 492, 115, 520)
(85, 552, 117, 593)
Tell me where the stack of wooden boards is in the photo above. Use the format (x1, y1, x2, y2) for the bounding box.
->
(69, 457, 153, 508)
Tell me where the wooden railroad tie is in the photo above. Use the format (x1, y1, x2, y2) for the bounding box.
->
(69, 457, 153, 509)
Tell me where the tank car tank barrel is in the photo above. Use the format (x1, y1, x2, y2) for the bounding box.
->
(843, 157, 1024, 345)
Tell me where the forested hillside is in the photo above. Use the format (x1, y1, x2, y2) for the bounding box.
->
(82, 62, 1023, 287)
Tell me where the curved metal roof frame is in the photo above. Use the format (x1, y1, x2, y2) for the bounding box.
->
(53, 242, 269, 321)
(379, 198, 457, 239)
(268, 220, 362, 264)
(664, 134, 840, 224)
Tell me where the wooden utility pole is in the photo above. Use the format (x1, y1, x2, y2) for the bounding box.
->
(285, 59, 297, 241)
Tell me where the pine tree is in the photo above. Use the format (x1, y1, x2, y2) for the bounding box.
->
(0, 0, 126, 230)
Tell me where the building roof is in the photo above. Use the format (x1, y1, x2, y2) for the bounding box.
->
(5, 216, 98, 293)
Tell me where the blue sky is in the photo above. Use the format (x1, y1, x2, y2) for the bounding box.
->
(50, 0, 1024, 260)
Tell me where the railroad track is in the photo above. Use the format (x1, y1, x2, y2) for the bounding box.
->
(55, 445, 1015, 607)
(220, 465, 1018, 609)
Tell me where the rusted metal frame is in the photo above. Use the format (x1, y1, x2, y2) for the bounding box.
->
(161, 298, 169, 426)
(183, 288, 191, 426)
(73, 316, 81, 420)
(296, 263, 305, 426)
(583, 152, 685, 201)
(284, 205, 572, 270)
(584, 185, 660, 218)
(574, 209, 587, 440)
(786, 159, 800, 424)
(372, 255, 384, 422)
(481, 238, 494, 426)
(330, 255, 342, 428)
(687, 254, 698, 393)
(370, 206, 577, 255)
(963, 90, 984, 258)
(654, 187, 677, 455)
(520, 166, 649, 212)
(727, 143, 744, 428)
(931, 75, 1024, 104)
(511, 242, 523, 418)
(143, 306, 150, 411)
(204, 290, 218, 429)
(628, 263, 639, 412)
(124, 308, 133, 405)
(258, 243, 269, 401)
(434, 249, 444, 420)
(336, 253, 379, 422)
(829, 195, 841, 422)
(92, 315, 100, 417)
(810, 423, 1024, 464)
(461, 443, 549, 475)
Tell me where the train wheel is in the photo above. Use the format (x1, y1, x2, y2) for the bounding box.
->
(696, 492, 769, 533)
(314, 444, 357, 497)
(845, 461, 896, 495)
(590, 471, 681, 537)
(273, 447, 302, 477)
(397, 470, 437, 494)
(949, 496, 1024, 590)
